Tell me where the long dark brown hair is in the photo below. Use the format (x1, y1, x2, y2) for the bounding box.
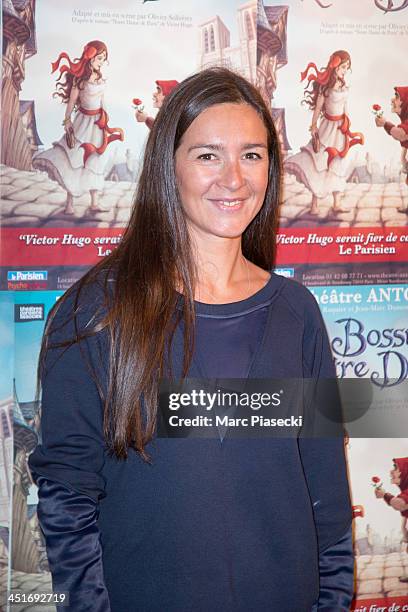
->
(39, 67, 282, 460)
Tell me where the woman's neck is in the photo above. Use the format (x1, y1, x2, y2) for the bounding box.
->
(189, 238, 269, 304)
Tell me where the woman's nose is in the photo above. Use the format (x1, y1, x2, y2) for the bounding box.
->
(218, 159, 245, 191)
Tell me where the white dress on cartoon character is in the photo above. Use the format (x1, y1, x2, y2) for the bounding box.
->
(285, 87, 359, 198)
(33, 81, 108, 197)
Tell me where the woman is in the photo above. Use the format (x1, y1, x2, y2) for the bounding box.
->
(28, 67, 353, 611)
(285, 50, 364, 216)
(33, 41, 124, 215)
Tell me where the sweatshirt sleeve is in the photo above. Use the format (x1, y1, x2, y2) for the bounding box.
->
(28, 285, 108, 501)
(316, 524, 354, 611)
(27, 283, 111, 609)
(297, 290, 354, 609)
(36, 477, 111, 612)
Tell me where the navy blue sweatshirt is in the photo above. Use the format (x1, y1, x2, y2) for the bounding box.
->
(29, 273, 353, 611)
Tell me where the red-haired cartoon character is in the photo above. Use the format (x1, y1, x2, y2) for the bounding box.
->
(33, 41, 124, 215)
(135, 80, 179, 130)
(374, 457, 408, 582)
(375, 87, 408, 202)
(285, 50, 364, 216)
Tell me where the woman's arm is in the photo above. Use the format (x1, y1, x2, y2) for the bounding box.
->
(36, 477, 111, 612)
(315, 525, 354, 611)
(299, 435, 354, 610)
(299, 293, 354, 610)
(28, 282, 112, 609)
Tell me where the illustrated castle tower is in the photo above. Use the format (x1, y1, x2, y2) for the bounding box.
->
(198, 1, 257, 83)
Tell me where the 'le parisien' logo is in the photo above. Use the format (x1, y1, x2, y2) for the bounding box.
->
(7, 270, 48, 291)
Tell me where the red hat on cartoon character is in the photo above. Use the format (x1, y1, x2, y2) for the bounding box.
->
(395, 87, 408, 123)
(155, 80, 179, 97)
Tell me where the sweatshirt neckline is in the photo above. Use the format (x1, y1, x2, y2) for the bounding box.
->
(176, 272, 283, 317)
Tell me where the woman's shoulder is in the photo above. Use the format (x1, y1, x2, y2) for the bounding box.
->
(272, 273, 323, 326)
(49, 267, 115, 339)
(272, 272, 313, 300)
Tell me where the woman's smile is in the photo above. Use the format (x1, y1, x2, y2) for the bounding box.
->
(208, 197, 246, 210)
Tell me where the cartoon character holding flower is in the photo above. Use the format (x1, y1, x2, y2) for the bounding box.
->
(33, 40, 124, 215)
(134, 80, 179, 130)
(374, 87, 408, 203)
(373, 458, 408, 582)
(285, 50, 364, 217)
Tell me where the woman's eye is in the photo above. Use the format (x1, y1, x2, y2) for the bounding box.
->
(244, 152, 262, 160)
(197, 153, 216, 161)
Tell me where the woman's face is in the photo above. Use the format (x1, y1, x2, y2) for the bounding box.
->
(174, 102, 269, 243)
(91, 51, 107, 70)
(335, 60, 350, 79)
(390, 465, 401, 485)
